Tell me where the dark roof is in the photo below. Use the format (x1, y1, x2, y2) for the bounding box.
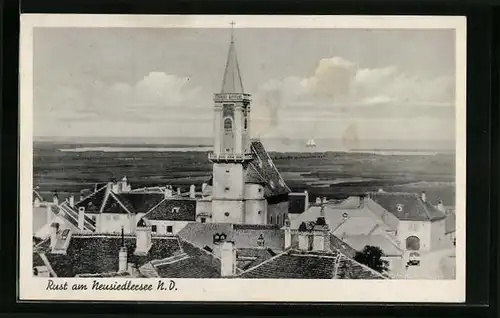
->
(239, 250, 386, 279)
(445, 212, 456, 234)
(144, 198, 196, 221)
(178, 223, 284, 258)
(155, 239, 221, 278)
(101, 192, 131, 214)
(247, 140, 291, 199)
(33, 252, 45, 267)
(75, 185, 107, 213)
(288, 194, 306, 214)
(329, 233, 357, 258)
(42, 235, 182, 277)
(239, 250, 340, 279)
(369, 192, 446, 221)
(114, 192, 165, 214)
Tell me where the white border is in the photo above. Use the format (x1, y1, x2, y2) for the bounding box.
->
(19, 14, 467, 303)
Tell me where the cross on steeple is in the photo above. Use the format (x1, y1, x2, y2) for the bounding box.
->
(220, 21, 244, 93)
(230, 21, 236, 43)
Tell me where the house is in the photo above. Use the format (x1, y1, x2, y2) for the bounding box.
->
(72, 179, 196, 234)
(366, 191, 448, 252)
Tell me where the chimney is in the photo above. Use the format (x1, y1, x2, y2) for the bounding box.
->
(298, 222, 310, 250)
(46, 205, 52, 224)
(202, 183, 208, 192)
(52, 192, 59, 206)
(177, 187, 181, 196)
(69, 195, 75, 208)
(134, 219, 152, 256)
(284, 221, 292, 249)
(112, 179, 120, 193)
(50, 222, 60, 250)
(164, 185, 173, 198)
(303, 190, 309, 211)
(220, 241, 236, 277)
(421, 191, 427, 203)
(78, 207, 85, 230)
(118, 227, 128, 273)
(437, 200, 445, 213)
(189, 184, 196, 199)
(79, 191, 84, 202)
(322, 197, 327, 204)
(315, 197, 322, 205)
(34, 197, 41, 208)
(359, 195, 365, 207)
(312, 217, 330, 251)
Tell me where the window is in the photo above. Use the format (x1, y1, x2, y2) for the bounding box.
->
(224, 118, 233, 132)
(244, 118, 248, 130)
(397, 204, 403, 212)
(224, 212, 230, 217)
(113, 215, 119, 221)
(225, 187, 230, 191)
(151, 225, 157, 233)
(225, 169, 230, 173)
(201, 217, 206, 223)
(277, 215, 281, 226)
(258, 188, 262, 193)
(78, 207, 85, 213)
(270, 216, 274, 224)
(258, 211, 261, 215)
(171, 207, 180, 213)
(166, 226, 173, 233)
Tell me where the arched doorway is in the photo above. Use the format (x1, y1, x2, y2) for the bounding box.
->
(406, 236, 421, 250)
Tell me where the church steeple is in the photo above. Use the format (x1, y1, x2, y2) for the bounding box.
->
(221, 21, 244, 94)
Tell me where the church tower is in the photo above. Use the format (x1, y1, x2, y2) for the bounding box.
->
(209, 23, 253, 224)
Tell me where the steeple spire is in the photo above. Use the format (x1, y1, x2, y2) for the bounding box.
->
(221, 21, 244, 93)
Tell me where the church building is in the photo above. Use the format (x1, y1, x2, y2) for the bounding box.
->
(196, 25, 291, 226)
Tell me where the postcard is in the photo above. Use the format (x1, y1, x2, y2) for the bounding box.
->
(20, 14, 466, 302)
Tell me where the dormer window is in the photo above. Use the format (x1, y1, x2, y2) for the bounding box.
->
(172, 207, 180, 213)
(397, 204, 404, 212)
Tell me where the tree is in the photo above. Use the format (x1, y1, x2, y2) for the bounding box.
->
(354, 245, 389, 274)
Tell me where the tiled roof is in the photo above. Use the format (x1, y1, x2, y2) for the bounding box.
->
(42, 235, 182, 277)
(238, 250, 339, 279)
(33, 252, 45, 267)
(335, 254, 387, 279)
(155, 239, 221, 278)
(332, 217, 390, 237)
(239, 249, 387, 279)
(177, 223, 284, 258)
(329, 233, 357, 258)
(445, 212, 456, 234)
(343, 234, 403, 257)
(74, 185, 107, 213)
(144, 198, 196, 221)
(368, 192, 446, 221)
(114, 192, 165, 214)
(101, 192, 131, 214)
(236, 248, 277, 270)
(288, 194, 306, 214)
(247, 140, 291, 199)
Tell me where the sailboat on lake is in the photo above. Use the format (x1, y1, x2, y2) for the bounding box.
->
(306, 138, 316, 148)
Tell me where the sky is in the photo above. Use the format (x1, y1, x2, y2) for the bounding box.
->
(33, 27, 456, 145)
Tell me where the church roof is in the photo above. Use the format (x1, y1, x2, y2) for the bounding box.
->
(220, 28, 244, 93)
(246, 140, 291, 199)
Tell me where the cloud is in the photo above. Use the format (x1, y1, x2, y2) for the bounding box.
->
(249, 56, 455, 137)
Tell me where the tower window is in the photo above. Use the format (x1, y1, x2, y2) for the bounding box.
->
(225, 187, 230, 191)
(224, 212, 230, 217)
(166, 226, 173, 233)
(224, 118, 233, 132)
